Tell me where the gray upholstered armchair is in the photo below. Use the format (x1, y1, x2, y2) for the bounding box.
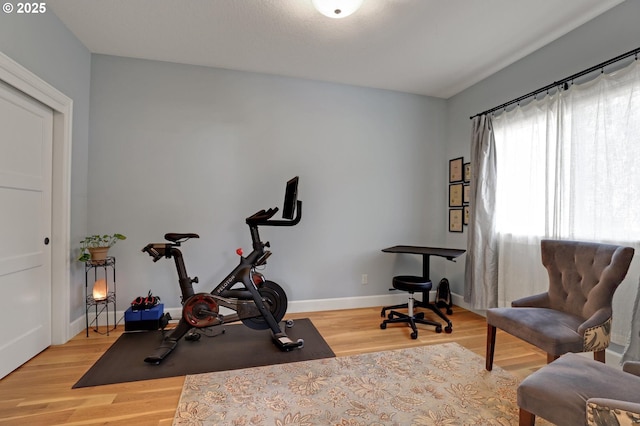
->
(517, 353, 640, 425)
(486, 239, 634, 371)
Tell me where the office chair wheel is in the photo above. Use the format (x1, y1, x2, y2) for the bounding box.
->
(285, 319, 294, 328)
(411, 331, 418, 339)
(446, 308, 453, 315)
(380, 322, 387, 329)
(445, 326, 452, 333)
(435, 325, 442, 333)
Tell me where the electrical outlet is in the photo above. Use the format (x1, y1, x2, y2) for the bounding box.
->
(361, 274, 368, 285)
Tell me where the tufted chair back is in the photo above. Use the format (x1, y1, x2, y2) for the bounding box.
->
(541, 239, 635, 321)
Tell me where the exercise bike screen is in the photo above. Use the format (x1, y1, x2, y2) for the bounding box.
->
(282, 176, 299, 220)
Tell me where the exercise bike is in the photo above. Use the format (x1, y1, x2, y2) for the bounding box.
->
(141, 177, 304, 364)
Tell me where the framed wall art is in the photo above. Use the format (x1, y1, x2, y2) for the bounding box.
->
(463, 184, 470, 204)
(449, 157, 463, 183)
(464, 205, 470, 225)
(464, 162, 471, 183)
(449, 208, 463, 232)
(449, 183, 463, 207)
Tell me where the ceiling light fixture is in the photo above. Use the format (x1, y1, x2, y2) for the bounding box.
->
(312, 0, 363, 19)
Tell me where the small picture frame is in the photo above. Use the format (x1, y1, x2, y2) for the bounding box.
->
(449, 209, 463, 232)
(449, 157, 463, 183)
(463, 205, 470, 225)
(464, 162, 471, 183)
(463, 184, 470, 204)
(449, 183, 463, 207)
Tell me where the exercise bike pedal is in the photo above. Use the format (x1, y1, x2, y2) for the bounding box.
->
(185, 332, 201, 341)
(273, 334, 304, 351)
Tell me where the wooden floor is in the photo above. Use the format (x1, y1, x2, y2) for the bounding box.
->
(0, 306, 547, 425)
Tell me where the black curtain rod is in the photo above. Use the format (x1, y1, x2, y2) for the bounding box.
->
(470, 46, 640, 120)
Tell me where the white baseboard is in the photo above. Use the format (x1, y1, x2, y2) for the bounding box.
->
(287, 293, 409, 313)
(69, 291, 625, 367)
(450, 292, 486, 316)
(69, 312, 127, 339)
(68, 292, 415, 338)
(69, 317, 85, 338)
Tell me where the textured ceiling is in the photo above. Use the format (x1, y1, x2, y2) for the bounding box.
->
(48, 0, 624, 98)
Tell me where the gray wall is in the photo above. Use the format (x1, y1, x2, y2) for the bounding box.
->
(444, 0, 640, 298)
(0, 10, 91, 321)
(89, 55, 447, 309)
(2, 0, 639, 325)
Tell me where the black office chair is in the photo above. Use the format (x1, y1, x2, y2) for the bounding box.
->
(380, 275, 453, 339)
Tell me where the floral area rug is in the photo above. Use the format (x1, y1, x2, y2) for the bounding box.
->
(174, 342, 528, 425)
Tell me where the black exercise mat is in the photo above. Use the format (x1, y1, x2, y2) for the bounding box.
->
(73, 318, 334, 388)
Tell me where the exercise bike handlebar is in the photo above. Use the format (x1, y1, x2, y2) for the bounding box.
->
(246, 200, 302, 227)
(246, 207, 279, 222)
(142, 201, 301, 262)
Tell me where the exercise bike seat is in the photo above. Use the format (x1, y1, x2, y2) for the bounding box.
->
(164, 233, 199, 243)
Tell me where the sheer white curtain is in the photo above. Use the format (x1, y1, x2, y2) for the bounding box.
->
(493, 96, 560, 305)
(491, 59, 640, 350)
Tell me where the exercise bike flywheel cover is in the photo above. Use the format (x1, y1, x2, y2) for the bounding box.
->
(183, 293, 219, 328)
(241, 280, 288, 330)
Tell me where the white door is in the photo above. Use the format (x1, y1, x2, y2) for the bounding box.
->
(0, 79, 53, 379)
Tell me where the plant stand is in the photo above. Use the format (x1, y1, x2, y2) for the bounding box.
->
(84, 256, 118, 336)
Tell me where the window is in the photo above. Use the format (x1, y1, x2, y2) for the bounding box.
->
(493, 60, 640, 242)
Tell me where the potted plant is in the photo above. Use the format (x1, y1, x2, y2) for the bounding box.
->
(77, 233, 126, 262)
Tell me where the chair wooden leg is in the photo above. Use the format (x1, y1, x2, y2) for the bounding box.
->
(594, 349, 605, 363)
(547, 353, 559, 364)
(519, 408, 536, 426)
(486, 324, 496, 371)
